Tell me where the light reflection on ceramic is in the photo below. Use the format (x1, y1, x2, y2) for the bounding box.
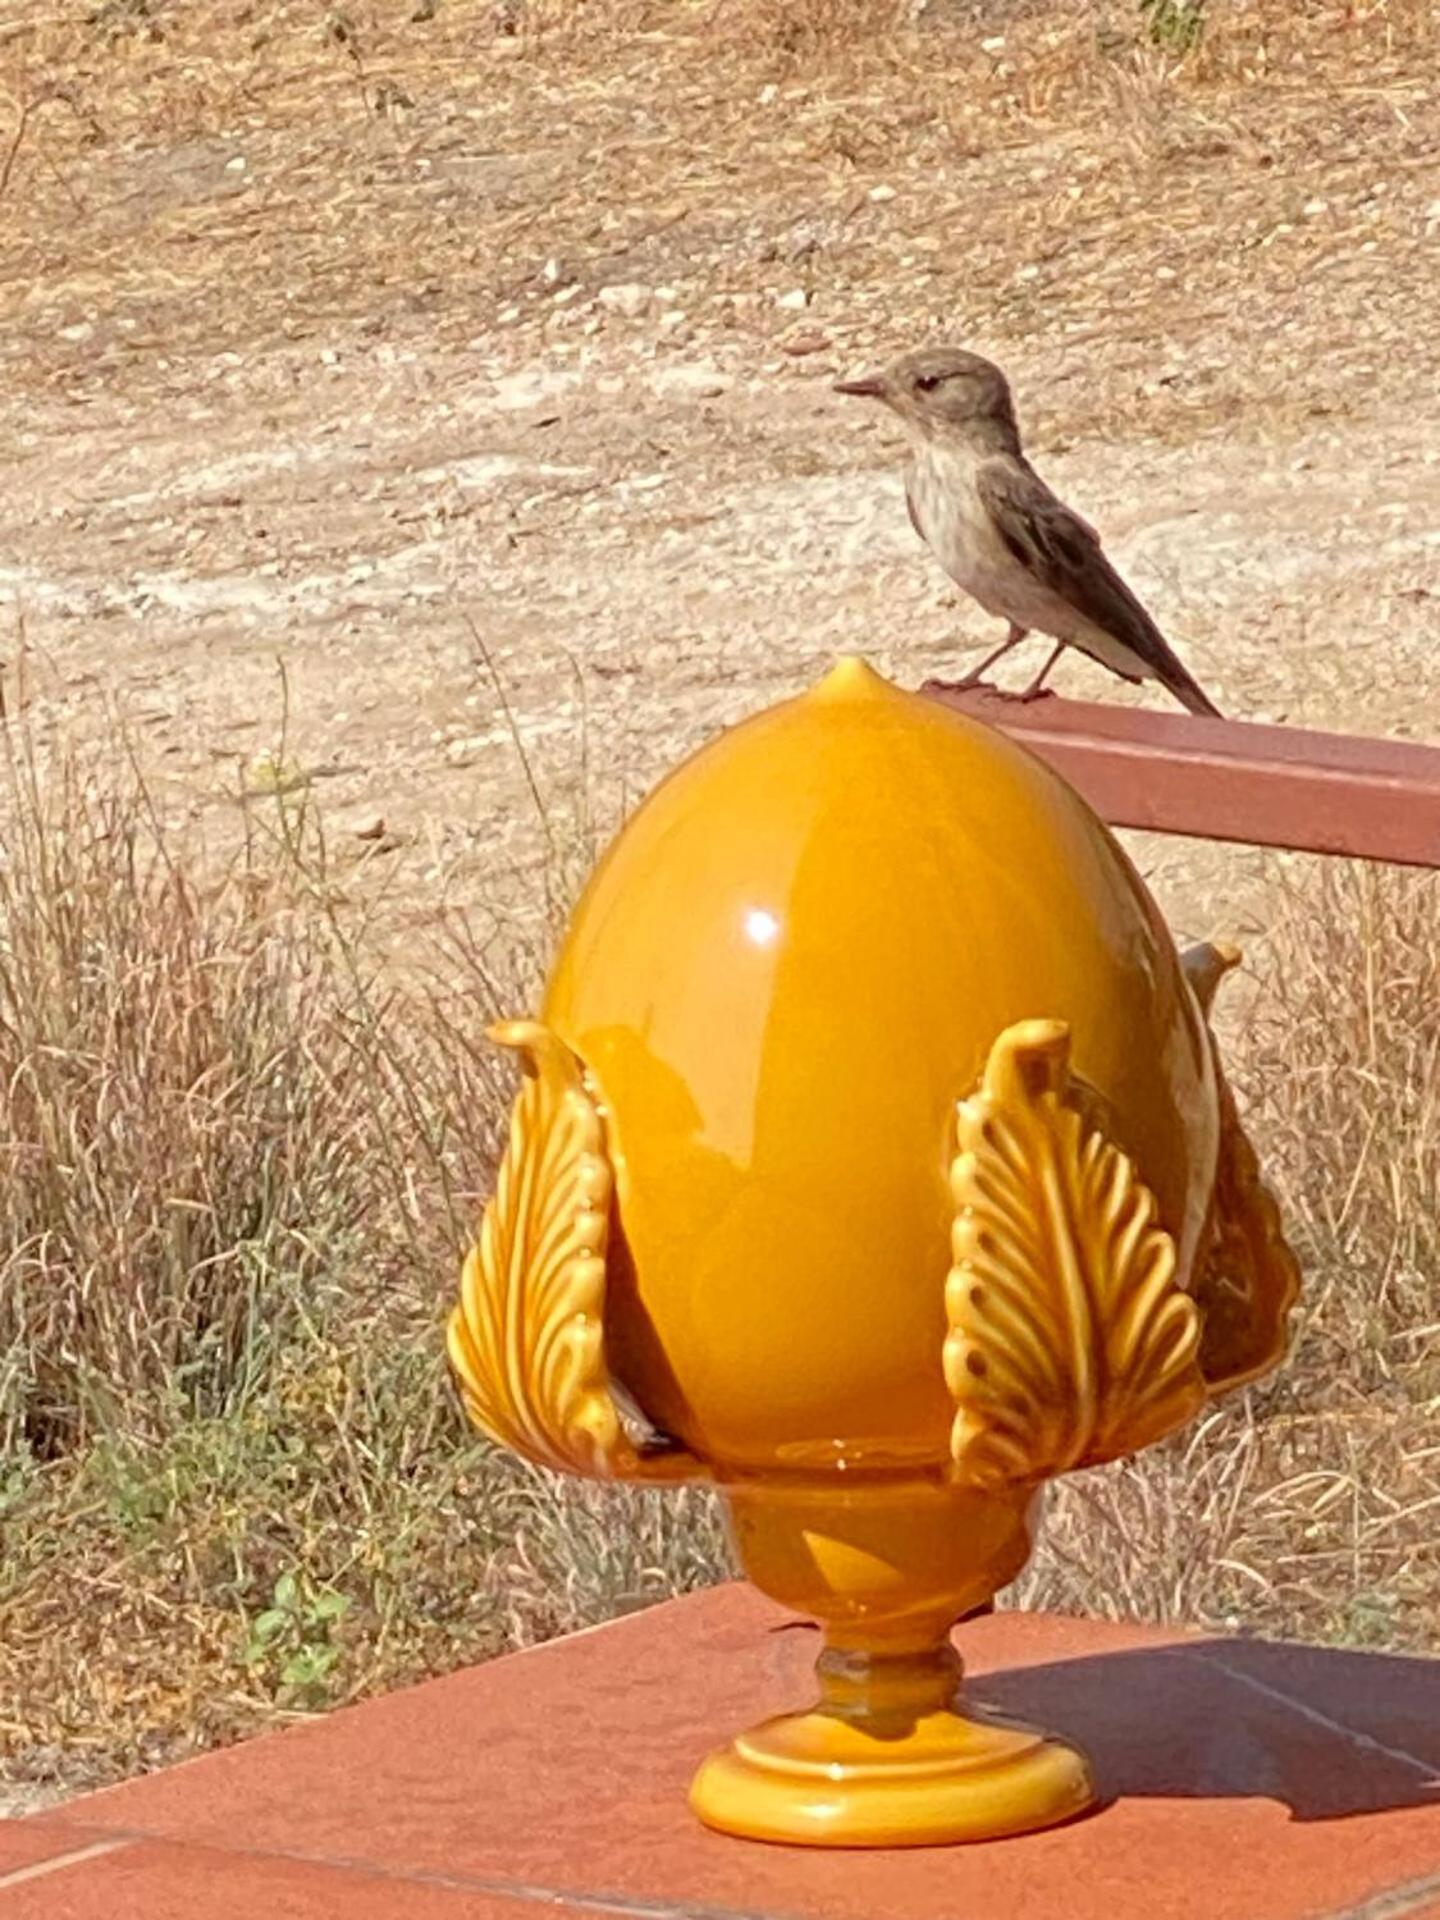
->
(448, 658, 1299, 1848)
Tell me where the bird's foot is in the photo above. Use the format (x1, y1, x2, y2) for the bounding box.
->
(1016, 684, 1058, 705)
(924, 674, 994, 695)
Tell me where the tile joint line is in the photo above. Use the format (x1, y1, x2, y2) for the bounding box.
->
(1308, 1866, 1440, 1920)
(8, 1825, 794, 1920)
(1190, 1648, 1440, 1781)
(0, 1837, 134, 1892)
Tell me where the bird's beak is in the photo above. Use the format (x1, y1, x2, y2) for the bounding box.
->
(833, 370, 889, 401)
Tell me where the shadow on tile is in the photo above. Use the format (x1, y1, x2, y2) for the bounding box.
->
(971, 1637, 1440, 1821)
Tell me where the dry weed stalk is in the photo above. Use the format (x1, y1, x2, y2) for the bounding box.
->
(0, 713, 729, 1794)
(1024, 860, 1440, 1647)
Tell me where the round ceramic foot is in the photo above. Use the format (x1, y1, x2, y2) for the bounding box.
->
(689, 1643, 1095, 1848)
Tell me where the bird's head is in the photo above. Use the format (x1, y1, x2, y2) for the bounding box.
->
(834, 347, 1021, 452)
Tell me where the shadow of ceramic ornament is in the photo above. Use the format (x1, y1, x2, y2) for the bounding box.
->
(446, 658, 1300, 1849)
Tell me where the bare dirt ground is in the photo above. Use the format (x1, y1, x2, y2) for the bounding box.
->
(3, 0, 1439, 967)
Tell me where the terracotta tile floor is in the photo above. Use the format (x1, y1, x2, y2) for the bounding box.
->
(6, 1586, 1440, 1918)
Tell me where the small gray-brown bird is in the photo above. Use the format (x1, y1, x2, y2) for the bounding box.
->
(835, 346, 1221, 717)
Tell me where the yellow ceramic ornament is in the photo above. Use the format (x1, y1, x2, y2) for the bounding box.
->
(447, 658, 1298, 1848)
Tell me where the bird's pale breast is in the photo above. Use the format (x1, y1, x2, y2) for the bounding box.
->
(907, 446, 1019, 618)
(906, 444, 1144, 678)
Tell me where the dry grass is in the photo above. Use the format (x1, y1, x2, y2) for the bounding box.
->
(0, 718, 730, 1798)
(0, 730, 397, 1460)
(1022, 861, 1440, 1650)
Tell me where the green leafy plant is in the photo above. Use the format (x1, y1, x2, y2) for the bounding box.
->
(244, 1571, 351, 1700)
(1139, 0, 1207, 53)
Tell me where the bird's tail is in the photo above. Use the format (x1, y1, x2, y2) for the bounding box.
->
(1172, 670, 1223, 720)
(1154, 648, 1222, 719)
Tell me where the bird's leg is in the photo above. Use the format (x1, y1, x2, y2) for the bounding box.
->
(960, 622, 1027, 689)
(1018, 640, 1066, 703)
(933, 623, 1027, 693)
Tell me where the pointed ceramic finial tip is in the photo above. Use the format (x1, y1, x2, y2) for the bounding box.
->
(811, 656, 895, 703)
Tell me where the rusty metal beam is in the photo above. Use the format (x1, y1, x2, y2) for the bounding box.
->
(922, 684, 1440, 870)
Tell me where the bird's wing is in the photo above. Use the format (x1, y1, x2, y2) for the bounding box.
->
(977, 459, 1220, 717)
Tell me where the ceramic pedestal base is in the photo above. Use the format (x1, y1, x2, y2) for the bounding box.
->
(690, 1641, 1093, 1848)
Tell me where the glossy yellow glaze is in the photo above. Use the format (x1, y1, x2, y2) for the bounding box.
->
(544, 657, 1218, 1472)
(726, 1477, 1036, 1650)
(451, 656, 1300, 1847)
(946, 1018, 1207, 1482)
(697, 1471, 1098, 1844)
(690, 1636, 1092, 1848)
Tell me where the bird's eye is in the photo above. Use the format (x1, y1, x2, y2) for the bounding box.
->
(915, 372, 944, 393)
